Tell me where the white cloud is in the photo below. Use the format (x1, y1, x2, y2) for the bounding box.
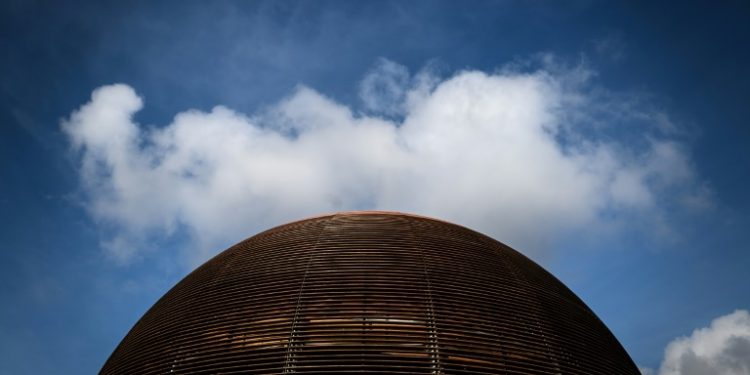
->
(359, 57, 411, 116)
(62, 59, 707, 264)
(648, 310, 750, 375)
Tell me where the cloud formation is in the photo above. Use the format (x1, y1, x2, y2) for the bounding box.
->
(646, 310, 750, 375)
(63, 59, 706, 264)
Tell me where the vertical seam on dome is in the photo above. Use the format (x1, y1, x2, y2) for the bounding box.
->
(282, 216, 332, 374)
(404, 216, 444, 375)
(497, 244, 563, 374)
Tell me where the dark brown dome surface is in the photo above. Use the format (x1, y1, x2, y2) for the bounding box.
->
(101, 211, 639, 374)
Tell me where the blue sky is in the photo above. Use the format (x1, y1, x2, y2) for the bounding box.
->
(1, 1, 749, 374)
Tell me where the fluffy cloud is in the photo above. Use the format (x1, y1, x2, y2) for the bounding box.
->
(63, 59, 706, 264)
(646, 310, 750, 375)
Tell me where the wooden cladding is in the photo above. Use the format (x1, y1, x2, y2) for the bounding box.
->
(100, 212, 640, 374)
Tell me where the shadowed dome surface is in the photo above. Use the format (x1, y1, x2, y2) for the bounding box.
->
(101, 211, 640, 374)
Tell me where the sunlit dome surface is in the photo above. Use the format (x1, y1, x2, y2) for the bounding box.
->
(101, 211, 639, 374)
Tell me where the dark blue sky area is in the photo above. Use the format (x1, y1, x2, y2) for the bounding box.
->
(1, 1, 748, 374)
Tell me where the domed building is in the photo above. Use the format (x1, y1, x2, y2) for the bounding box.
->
(100, 211, 640, 374)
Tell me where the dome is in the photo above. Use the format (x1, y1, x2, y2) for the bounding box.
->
(100, 211, 639, 374)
